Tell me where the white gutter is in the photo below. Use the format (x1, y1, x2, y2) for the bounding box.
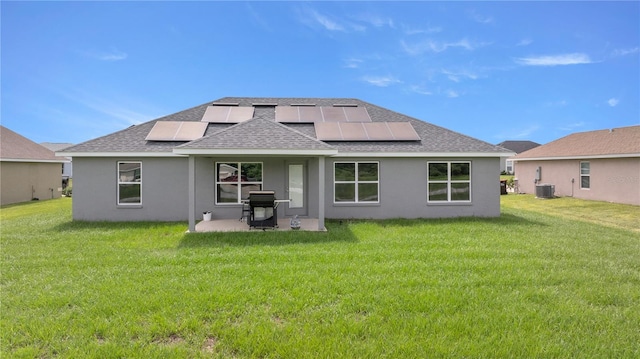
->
(56, 152, 185, 158)
(513, 153, 639, 161)
(332, 151, 515, 158)
(173, 148, 338, 156)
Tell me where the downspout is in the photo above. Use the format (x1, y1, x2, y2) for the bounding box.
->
(188, 155, 196, 232)
(318, 156, 325, 231)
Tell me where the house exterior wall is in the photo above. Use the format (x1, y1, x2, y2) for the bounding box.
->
(72, 157, 189, 221)
(325, 157, 501, 219)
(71, 156, 502, 222)
(515, 158, 640, 205)
(0, 161, 63, 205)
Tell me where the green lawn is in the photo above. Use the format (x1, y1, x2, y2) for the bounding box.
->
(1, 197, 639, 358)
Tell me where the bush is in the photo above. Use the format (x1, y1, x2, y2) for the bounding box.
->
(62, 186, 72, 197)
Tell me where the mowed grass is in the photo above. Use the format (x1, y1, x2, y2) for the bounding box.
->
(1, 197, 639, 358)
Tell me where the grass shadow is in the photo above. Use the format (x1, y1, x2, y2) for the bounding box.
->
(331, 213, 549, 229)
(52, 220, 187, 232)
(179, 222, 359, 248)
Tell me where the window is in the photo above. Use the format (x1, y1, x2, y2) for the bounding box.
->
(334, 162, 379, 203)
(506, 160, 514, 174)
(428, 162, 471, 202)
(216, 162, 262, 204)
(580, 161, 590, 189)
(118, 161, 142, 205)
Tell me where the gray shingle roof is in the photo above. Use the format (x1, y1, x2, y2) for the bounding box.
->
(61, 97, 512, 156)
(177, 117, 335, 152)
(496, 140, 541, 154)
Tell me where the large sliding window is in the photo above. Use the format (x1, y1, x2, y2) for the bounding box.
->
(334, 162, 379, 203)
(427, 162, 471, 202)
(118, 161, 142, 205)
(216, 162, 262, 204)
(580, 161, 590, 189)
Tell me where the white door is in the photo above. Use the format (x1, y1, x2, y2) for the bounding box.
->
(285, 163, 307, 216)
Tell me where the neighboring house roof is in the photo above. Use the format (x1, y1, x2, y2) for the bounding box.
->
(40, 142, 74, 152)
(514, 125, 640, 160)
(0, 126, 66, 162)
(496, 140, 540, 154)
(61, 97, 513, 157)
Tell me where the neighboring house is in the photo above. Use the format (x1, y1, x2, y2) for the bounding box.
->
(41, 142, 74, 188)
(0, 126, 67, 205)
(513, 125, 640, 205)
(496, 140, 540, 174)
(59, 97, 513, 231)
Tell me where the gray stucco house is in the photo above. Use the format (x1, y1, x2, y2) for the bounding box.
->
(59, 97, 513, 231)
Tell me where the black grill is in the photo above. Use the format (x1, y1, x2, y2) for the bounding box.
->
(248, 191, 278, 229)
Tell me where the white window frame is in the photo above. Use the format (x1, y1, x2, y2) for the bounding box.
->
(333, 161, 380, 204)
(117, 161, 142, 206)
(580, 161, 590, 189)
(215, 162, 263, 204)
(506, 160, 514, 174)
(427, 161, 472, 203)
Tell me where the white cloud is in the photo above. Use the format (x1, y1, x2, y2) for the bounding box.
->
(445, 90, 459, 98)
(408, 85, 433, 96)
(361, 75, 401, 87)
(611, 47, 639, 57)
(311, 10, 344, 31)
(505, 125, 540, 139)
(608, 98, 620, 107)
(356, 13, 394, 28)
(82, 48, 128, 61)
(401, 38, 488, 55)
(402, 24, 442, 35)
(468, 9, 494, 24)
(343, 58, 363, 69)
(558, 122, 585, 132)
(517, 38, 533, 46)
(442, 69, 479, 82)
(515, 53, 592, 66)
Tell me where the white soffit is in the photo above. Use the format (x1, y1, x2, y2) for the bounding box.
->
(145, 121, 208, 141)
(201, 106, 255, 123)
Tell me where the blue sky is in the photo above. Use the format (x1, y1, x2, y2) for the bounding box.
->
(2, 1, 638, 146)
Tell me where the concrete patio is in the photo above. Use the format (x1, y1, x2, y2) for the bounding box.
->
(195, 217, 324, 232)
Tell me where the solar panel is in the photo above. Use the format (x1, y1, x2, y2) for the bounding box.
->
(146, 121, 208, 141)
(343, 107, 372, 122)
(275, 106, 372, 123)
(299, 106, 324, 122)
(320, 107, 347, 122)
(201, 106, 254, 123)
(315, 122, 420, 141)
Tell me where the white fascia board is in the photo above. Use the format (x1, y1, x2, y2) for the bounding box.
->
(173, 148, 338, 156)
(57, 152, 185, 158)
(513, 153, 640, 161)
(1, 158, 67, 163)
(332, 152, 513, 158)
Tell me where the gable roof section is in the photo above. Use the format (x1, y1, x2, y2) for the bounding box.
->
(0, 126, 66, 163)
(496, 140, 540, 154)
(515, 125, 640, 160)
(175, 117, 337, 156)
(59, 97, 513, 158)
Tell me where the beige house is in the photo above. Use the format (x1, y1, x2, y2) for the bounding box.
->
(0, 126, 67, 205)
(513, 125, 640, 205)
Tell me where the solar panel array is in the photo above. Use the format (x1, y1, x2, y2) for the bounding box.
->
(275, 106, 372, 123)
(315, 122, 421, 141)
(145, 121, 208, 141)
(201, 106, 255, 123)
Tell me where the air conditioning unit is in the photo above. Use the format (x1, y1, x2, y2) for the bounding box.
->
(535, 184, 555, 199)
